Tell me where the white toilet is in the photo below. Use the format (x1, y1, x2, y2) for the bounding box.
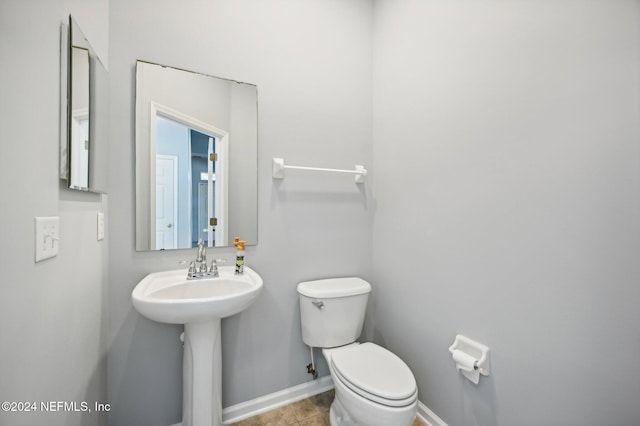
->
(297, 277, 418, 426)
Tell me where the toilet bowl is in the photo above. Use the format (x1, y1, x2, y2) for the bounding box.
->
(297, 277, 418, 426)
(324, 343, 418, 426)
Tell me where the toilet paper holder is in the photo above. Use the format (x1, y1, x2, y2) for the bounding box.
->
(448, 334, 490, 377)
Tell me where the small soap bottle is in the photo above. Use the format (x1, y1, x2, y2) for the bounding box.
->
(234, 237, 245, 275)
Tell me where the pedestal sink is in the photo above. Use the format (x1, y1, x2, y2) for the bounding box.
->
(132, 266, 263, 426)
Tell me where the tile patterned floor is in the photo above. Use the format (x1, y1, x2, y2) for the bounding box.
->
(229, 389, 427, 426)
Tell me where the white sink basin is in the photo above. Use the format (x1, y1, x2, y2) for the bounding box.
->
(132, 265, 263, 426)
(132, 265, 263, 324)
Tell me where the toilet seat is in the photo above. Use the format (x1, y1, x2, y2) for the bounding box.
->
(330, 343, 417, 408)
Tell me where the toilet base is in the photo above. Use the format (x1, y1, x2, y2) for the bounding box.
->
(329, 393, 417, 426)
(329, 397, 355, 425)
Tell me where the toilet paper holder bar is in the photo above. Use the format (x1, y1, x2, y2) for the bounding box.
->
(448, 334, 490, 377)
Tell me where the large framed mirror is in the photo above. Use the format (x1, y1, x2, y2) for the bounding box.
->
(135, 61, 258, 251)
(60, 15, 107, 193)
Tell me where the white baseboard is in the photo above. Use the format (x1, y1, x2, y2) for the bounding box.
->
(418, 400, 448, 426)
(222, 375, 334, 424)
(174, 378, 447, 426)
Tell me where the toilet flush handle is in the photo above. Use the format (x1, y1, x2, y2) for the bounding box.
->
(311, 300, 324, 310)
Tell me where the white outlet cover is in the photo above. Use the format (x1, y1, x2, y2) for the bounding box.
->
(35, 216, 60, 262)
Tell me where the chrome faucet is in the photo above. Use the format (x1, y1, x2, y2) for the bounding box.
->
(187, 239, 221, 279)
(196, 239, 207, 273)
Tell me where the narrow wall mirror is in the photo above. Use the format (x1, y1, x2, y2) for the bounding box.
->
(60, 15, 107, 192)
(69, 43, 89, 188)
(135, 61, 258, 251)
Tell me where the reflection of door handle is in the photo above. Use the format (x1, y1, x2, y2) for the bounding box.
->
(167, 224, 173, 228)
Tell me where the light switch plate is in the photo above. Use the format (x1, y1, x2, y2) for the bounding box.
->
(35, 216, 60, 262)
(97, 212, 105, 241)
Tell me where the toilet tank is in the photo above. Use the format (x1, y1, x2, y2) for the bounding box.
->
(297, 277, 371, 348)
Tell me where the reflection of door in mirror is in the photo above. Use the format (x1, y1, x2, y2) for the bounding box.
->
(197, 182, 210, 246)
(156, 154, 178, 249)
(152, 113, 228, 250)
(192, 134, 221, 248)
(69, 46, 90, 189)
(70, 114, 89, 188)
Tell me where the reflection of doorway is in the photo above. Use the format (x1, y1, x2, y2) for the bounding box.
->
(192, 133, 212, 247)
(197, 182, 211, 246)
(155, 155, 178, 250)
(70, 112, 89, 188)
(149, 102, 229, 249)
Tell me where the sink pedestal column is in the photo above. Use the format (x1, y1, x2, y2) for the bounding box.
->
(182, 319, 222, 426)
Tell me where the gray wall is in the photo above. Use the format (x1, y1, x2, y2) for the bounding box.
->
(107, 0, 373, 425)
(372, 0, 640, 425)
(0, 1, 109, 426)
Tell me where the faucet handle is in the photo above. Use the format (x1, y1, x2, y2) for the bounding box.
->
(209, 259, 219, 276)
(188, 261, 196, 275)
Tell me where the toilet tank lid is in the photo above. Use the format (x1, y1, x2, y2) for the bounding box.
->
(297, 277, 371, 298)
